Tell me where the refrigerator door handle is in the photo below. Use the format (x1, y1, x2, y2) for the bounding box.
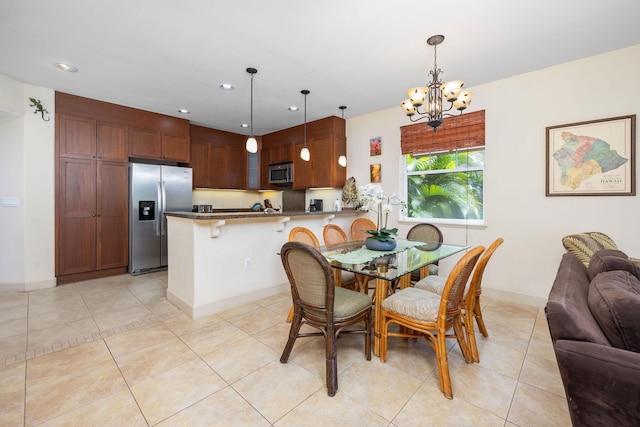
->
(156, 182, 162, 237)
(160, 181, 167, 236)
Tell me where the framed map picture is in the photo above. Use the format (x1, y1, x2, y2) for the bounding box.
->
(370, 137, 381, 156)
(370, 163, 381, 183)
(546, 115, 636, 196)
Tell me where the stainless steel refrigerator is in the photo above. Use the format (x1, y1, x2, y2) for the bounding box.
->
(129, 163, 193, 275)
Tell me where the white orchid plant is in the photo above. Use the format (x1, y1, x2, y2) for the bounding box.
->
(356, 184, 407, 242)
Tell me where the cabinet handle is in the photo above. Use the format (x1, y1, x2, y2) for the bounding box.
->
(92, 214, 96, 217)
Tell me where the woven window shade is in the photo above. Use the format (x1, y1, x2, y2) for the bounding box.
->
(400, 110, 485, 155)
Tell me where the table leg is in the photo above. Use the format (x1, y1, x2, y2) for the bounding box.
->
(332, 267, 342, 287)
(419, 265, 430, 280)
(355, 273, 368, 294)
(373, 277, 388, 357)
(373, 273, 412, 356)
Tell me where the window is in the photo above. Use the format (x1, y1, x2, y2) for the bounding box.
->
(400, 110, 486, 224)
(404, 148, 484, 223)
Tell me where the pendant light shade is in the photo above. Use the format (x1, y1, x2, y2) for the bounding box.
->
(300, 89, 310, 162)
(245, 67, 258, 153)
(338, 105, 347, 167)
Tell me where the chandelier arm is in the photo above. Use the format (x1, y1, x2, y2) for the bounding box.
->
(407, 114, 431, 123)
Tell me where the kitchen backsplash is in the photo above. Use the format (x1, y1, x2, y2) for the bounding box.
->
(192, 188, 344, 211)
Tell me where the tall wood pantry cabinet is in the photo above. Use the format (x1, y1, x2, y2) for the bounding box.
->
(56, 114, 129, 283)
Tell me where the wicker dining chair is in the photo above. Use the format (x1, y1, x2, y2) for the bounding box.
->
(286, 226, 357, 321)
(380, 245, 485, 399)
(323, 223, 350, 249)
(280, 241, 372, 396)
(289, 227, 321, 248)
(415, 238, 504, 362)
(350, 217, 377, 241)
(407, 223, 443, 281)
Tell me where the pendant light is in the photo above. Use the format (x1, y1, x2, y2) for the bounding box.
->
(338, 105, 347, 167)
(245, 67, 258, 153)
(300, 89, 311, 161)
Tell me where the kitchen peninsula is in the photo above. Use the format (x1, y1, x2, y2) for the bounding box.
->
(165, 210, 362, 318)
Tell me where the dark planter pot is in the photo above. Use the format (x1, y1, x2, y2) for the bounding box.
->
(365, 237, 397, 251)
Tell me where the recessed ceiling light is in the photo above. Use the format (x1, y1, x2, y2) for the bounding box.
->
(178, 109, 190, 114)
(219, 83, 234, 91)
(55, 63, 78, 72)
(288, 106, 299, 112)
(240, 123, 249, 128)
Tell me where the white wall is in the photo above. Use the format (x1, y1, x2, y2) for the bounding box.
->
(346, 44, 640, 305)
(0, 75, 56, 291)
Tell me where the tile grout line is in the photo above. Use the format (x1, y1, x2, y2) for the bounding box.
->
(2, 311, 181, 369)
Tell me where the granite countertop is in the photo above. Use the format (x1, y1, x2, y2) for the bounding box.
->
(165, 209, 360, 220)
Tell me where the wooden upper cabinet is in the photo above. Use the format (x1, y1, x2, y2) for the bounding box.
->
(59, 115, 97, 159)
(190, 124, 247, 189)
(190, 140, 208, 188)
(97, 122, 129, 162)
(309, 137, 334, 188)
(292, 141, 313, 190)
(262, 116, 345, 190)
(227, 144, 247, 189)
(162, 134, 190, 163)
(129, 128, 162, 159)
(130, 129, 190, 163)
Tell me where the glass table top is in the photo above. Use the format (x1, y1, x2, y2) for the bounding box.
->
(320, 239, 468, 281)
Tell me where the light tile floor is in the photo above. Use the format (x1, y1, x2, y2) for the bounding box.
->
(0, 272, 571, 426)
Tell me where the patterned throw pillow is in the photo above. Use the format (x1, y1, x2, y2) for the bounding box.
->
(562, 232, 619, 267)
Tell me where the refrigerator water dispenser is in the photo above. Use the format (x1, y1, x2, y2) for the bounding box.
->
(138, 201, 155, 221)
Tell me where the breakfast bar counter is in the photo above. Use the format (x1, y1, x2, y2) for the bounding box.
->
(164, 210, 362, 318)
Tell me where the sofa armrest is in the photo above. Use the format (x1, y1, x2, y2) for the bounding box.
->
(554, 339, 640, 426)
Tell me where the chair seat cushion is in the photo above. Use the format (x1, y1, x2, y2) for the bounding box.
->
(381, 287, 441, 322)
(414, 275, 447, 295)
(334, 287, 372, 319)
(588, 270, 640, 352)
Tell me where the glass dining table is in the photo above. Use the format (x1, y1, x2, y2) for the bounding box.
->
(320, 238, 468, 356)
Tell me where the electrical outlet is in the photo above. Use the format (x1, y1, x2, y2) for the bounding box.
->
(244, 258, 251, 269)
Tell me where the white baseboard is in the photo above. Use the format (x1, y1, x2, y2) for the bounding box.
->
(168, 283, 290, 319)
(0, 278, 57, 293)
(482, 287, 547, 308)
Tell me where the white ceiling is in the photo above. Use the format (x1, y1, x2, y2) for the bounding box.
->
(2, 0, 639, 135)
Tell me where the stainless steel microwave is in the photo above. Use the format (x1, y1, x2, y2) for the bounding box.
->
(269, 162, 293, 185)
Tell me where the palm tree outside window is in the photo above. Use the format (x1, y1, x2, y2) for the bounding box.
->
(404, 148, 484, 222)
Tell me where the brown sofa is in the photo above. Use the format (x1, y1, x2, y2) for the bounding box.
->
(545, 250, 640, 426)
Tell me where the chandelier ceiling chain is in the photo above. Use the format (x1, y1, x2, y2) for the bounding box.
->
(401, 35, 473, 132)
(245, 67, 258, 153)
(300, 89, 311, 161)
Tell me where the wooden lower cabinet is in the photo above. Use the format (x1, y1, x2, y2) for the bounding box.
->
(57, 158, 128, 280)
